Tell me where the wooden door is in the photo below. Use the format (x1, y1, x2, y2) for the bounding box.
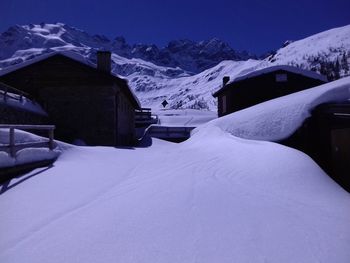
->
(331, 128, 350, 190)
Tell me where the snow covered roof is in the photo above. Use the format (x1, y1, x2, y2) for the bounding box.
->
(0, 89, 47, 116)
(0, 51, 94, 77)
(213, 65, 328, 97)
(0, 51, 141, 109)
(233, 65, 328, 83)
(200, 76, 350, 142)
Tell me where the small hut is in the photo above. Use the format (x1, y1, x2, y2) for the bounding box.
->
(213, 65, 327, 117)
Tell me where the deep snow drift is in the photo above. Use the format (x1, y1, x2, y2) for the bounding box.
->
(1, 78, 350, 262)
(198, 76, 350, 141)
(0, 128, 349, 263)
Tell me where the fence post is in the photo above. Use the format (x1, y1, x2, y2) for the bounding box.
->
(48, 128, 54, 150)
(9, 127, 15, 158)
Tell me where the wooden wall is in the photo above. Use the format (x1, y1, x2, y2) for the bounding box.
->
(116, 91, 136, 146)
(217, 70, 326, 117)
(281, 103, 350, 192)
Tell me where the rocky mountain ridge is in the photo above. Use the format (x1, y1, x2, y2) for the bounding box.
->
(0, 23, 254, 73)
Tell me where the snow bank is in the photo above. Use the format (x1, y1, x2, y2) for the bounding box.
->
(0, 129, 61, 168)
(0, 151, 15, 167)
(16, 148, 60, 164)
(196, 76, 350, 141)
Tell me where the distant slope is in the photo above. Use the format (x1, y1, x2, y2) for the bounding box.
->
(130, 59, 262, 110)
(266, 25, 350, 80)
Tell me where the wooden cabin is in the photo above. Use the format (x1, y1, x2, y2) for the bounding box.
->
(282, 101, 350, 192)
(213, 65, 328, 117)
(0, 51, 140, 146)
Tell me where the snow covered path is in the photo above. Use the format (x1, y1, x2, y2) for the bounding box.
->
(1, 128, 350, 263)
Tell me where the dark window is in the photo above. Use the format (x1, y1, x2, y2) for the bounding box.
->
(276, 74, 288, 82)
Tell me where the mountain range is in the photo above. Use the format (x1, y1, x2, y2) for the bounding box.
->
(0, 23, 349, 110)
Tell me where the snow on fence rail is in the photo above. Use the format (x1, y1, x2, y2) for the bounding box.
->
(135, 108, 159, 125)
(0, 82, 32, 102)
(0, 124, 55, 157)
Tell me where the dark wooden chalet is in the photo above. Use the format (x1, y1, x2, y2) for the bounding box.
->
(0, 51, 140, 146)
(282, 101, 350, 192)
(213, 65, 328, 117)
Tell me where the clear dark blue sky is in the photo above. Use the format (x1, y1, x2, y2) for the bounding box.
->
(1, 0, 349, 55)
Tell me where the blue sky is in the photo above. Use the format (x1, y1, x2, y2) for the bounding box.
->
(1, 0, 349, 55)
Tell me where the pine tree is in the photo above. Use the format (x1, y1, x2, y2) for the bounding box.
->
(319, 61, 327, 76)
(333, 59, 341, 79)
(341, 52, 349, 73)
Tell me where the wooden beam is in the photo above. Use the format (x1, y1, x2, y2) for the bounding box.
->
(9, 127, 15, 158)
(0, 124, 55, 130)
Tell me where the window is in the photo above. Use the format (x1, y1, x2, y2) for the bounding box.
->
(222, 95, 227, 113)
(276, 73, 288, 82)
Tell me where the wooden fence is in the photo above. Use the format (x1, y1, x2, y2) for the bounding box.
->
(0, 125, 55, 157)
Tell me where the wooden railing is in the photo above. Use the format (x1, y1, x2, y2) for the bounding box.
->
(0, 125, 55, 157)
(135, 108, 159, 125)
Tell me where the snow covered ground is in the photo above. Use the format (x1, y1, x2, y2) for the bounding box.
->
(1, 78, 350, 262)
(1, 129, 349, 262)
